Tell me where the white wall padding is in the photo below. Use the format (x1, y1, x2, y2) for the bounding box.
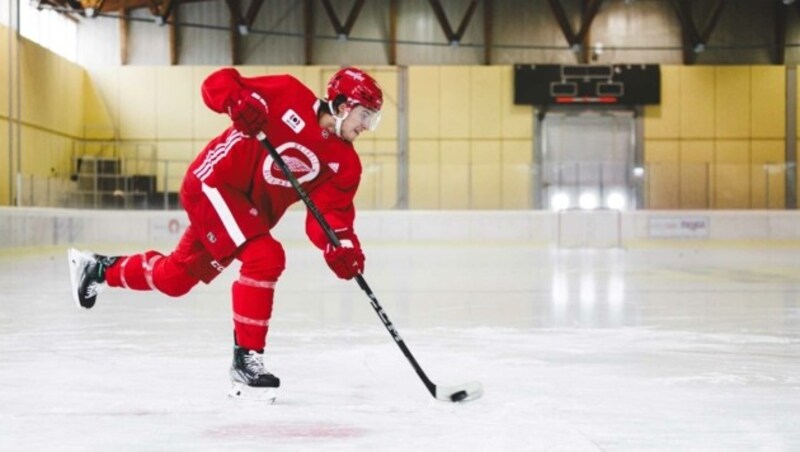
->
(3, 207, 800, 250)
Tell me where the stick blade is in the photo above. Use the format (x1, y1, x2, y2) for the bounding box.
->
(434, 381, 483, 403)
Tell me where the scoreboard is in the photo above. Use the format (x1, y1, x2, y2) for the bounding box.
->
(514, 64, 660, 106)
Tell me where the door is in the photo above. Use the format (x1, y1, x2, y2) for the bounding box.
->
(539, 109, 637, 211)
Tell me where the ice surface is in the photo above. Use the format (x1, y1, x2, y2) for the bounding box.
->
(1, 243, 799, 451)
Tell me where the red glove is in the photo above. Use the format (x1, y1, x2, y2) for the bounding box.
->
(324, 233, 365, 280)
(226, 89, 268, 137)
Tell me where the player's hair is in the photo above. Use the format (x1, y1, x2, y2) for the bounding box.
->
(318, 95, 347, 117)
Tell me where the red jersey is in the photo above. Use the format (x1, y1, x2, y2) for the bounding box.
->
(185, 68, 361, 250)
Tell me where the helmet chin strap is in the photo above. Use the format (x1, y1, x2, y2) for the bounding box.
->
(328, 100, 350, 138)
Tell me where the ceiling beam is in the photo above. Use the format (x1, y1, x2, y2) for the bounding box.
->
(427, 0, 478, 45)
(225, 0, 244, 25)
(668, 0, 702, 46)
(83, 0, 106, 17)
(668, 0, 701, 64)
(454, 0, 478, 41)
(388, 0, 397, 65)
(225, 0, 242, 65)
(304, 0, 313, 64)
(319, 0, 366, 39)
(342, 0, 366, 36)
(699, 0, 726, 44)
(668, 0, 727, 65)
(775, 0, 787, 65)
(78, 0, 206, 15)
(159, 0, 177, 22)
(575, 0, 603, 44)
(578, 0, 604, 63)
(146, 0, 159, 17)
(119, 7, 128, 65)
(547, 0, 604, 62)
(428, 0, 455, 43)
(65, 0, 86, 14)
(168, 2, 179, 65)
(483, 0, 492, 65)
(244, 0, 264, 29)
(546, 0, 577, 50)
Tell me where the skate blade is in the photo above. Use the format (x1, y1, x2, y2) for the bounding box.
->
(228, 383, 278, 403)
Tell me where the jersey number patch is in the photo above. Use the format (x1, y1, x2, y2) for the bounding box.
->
(282, 109, 305, 134)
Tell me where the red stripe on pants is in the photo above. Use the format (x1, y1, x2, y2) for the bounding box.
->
(232, 279, 275, 350)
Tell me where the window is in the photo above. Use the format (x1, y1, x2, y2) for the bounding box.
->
(18, 1, 78, 62)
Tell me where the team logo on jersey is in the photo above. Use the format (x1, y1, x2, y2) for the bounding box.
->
(321, 129, 329, 139)
(275, 156, 313, 174)
(328, 162, 340, 173)
(263, 141, 320, 187)
(282, 109, 305, 134)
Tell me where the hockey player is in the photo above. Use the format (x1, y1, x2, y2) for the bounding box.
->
(68, 66, 383, 401)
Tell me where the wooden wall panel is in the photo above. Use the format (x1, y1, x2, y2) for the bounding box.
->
(501, 66, 533, 139)
(679, 140, 714, 208)
(715, 66, 750, 139)
(439, 67, 470, 139)
(408, 67, 440, 139)
(439, 140, 470, 209)
(750, 139, 785, 209)
(680, 66, 715, 139)
(155, 67, 194, 139)
(470, 67, 502, 140)
(408, 139, 439, 208)
(470, 140, 502, 208)
(751, 66, 785, 139)
(644, 65, 680, 139)
(715, 140, 751, 208)
(118, 67, 157, 139)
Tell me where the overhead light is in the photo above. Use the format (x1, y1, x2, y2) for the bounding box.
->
(579, 193, 598, 210)
(607, 192, 627, 210)
(632, 167, 645, 177)
(551, 192, 570, 211)
(783, 0, 795, 5)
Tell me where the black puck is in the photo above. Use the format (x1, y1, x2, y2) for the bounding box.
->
(450, 390, 468, 402)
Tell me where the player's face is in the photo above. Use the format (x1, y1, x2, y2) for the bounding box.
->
(340, 105, 381, 142)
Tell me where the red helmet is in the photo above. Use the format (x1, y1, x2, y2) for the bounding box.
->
(326, 67, 383, 111)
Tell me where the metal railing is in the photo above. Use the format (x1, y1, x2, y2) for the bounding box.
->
(11, 160, 799, 211)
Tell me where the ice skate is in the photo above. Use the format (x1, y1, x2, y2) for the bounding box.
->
(67, 248, 117, 309)
(228, 346, 280, 403)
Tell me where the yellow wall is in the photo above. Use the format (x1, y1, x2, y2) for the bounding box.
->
(408, 66, 533, 209)
(0, 28, 112, 206)
(85, 64, 533, 210)
(0, 28, 787, 213)
(644, 65, 787, 209)
(84, 65, 400, 207)
(0, 29, 9, 205)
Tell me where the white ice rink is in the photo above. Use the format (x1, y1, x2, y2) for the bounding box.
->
(1, 241, 799, 451)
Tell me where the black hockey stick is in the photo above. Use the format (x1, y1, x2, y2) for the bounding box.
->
(257, 132, 483, 403)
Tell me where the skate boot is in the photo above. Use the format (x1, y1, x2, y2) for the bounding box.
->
(228, 345, 280, 402)
(67, 248, 117, 309)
